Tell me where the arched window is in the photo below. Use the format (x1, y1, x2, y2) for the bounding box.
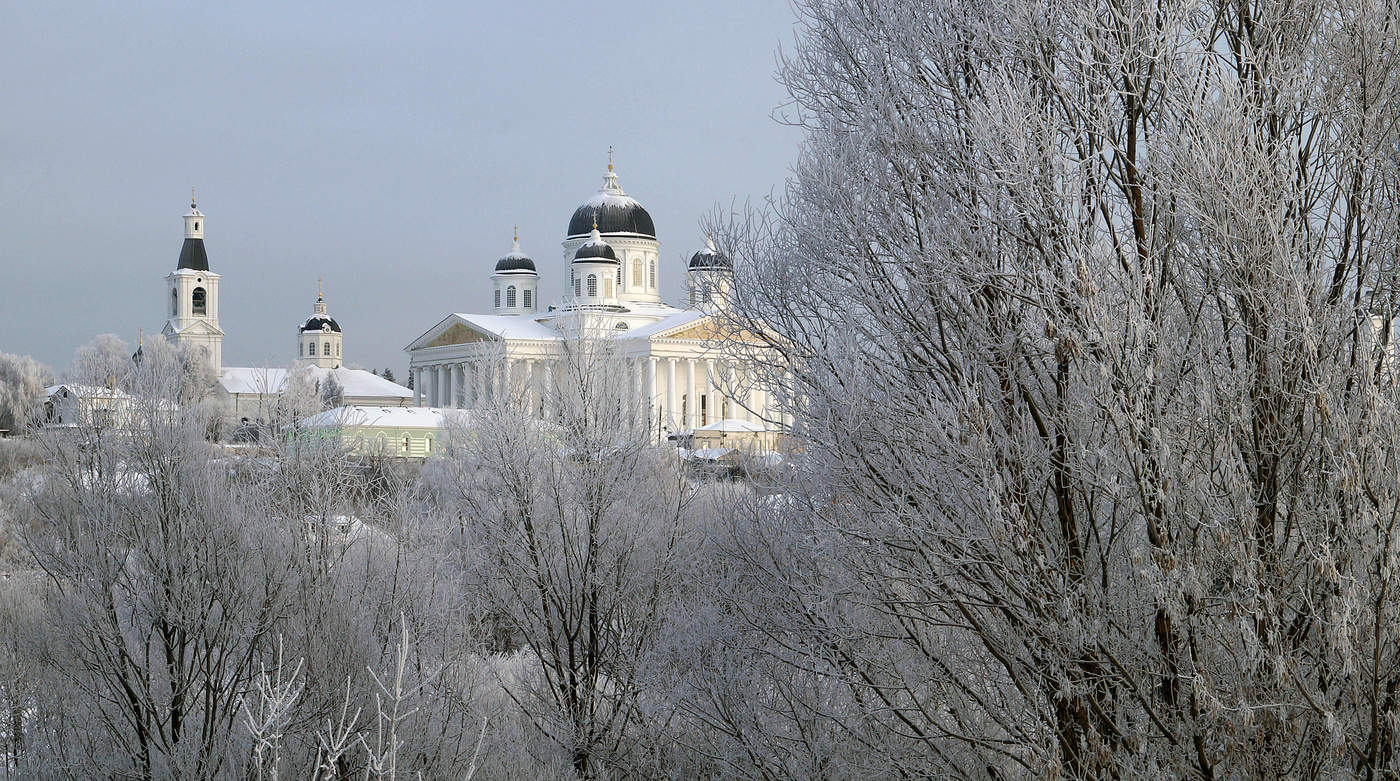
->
(299, 342, 303, 356)
(194, 221, 199, 231)
(425, 436, 432, 453)
(523, 289, 532, 308)
(403, 436, 410, 451)
(617, 266, 622, 287)
(170, 288, 178, 316)
(323, 342, 331, 356)
(310, 341, 318, 356)
(587, 274, 598, 297)
(494, 288, 501, 308)
(632, 259, 643, 286)
(574, 275, 582, 297)
(649, 259, 657, 289)
(506, 286, 517, 308)
(192, 287, 207, 315)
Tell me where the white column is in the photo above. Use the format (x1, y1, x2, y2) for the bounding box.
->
(747, 371, 762, 426)
(705, 358, 717, 426)
(686, 359, 698, 430)
(448, 364, 459, 408)
(524, 359, 537, 416)
(666, 358, 677, 433)
(646, 357, 657, 437)
(413, 368, 422, 406)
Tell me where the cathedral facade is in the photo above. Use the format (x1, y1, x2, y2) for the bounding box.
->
(404, 160, 781, 440)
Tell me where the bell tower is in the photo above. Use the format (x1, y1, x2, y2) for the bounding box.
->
(162, 190, 224, 375)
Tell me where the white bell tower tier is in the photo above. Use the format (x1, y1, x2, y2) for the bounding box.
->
(162, 191, 224, 376)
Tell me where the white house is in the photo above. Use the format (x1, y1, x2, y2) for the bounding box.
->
(43, 384, 134, 429)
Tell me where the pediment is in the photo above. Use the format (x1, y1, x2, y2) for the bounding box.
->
(660, 317, 764, 345)
(426, 322, 493, 348)
(165, 319, 225, 337)
(407, 315, 502, 351)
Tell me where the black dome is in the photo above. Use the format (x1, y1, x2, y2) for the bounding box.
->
(495, 252, 536, 273)
(568, 193, 656, 238)
(689, 244, 732, 271)
(301, 315, 342, 333)
(177, 238, 208, 271)
(573, 235, 619, 263)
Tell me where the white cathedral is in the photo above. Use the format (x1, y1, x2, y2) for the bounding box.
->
(405, 159, 782, 441)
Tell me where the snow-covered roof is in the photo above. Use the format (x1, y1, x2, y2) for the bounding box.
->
(695, 418, 768, 433)
(219, 367, 412, 399)
(45, 384, 132, 400)
(297, 406, 468, 430)
(621, 310, 708, 340)
(685, 447, 737, 461)
(449, 314, 562, 341)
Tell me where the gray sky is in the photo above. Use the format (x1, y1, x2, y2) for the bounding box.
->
(0, 0, 800, 375)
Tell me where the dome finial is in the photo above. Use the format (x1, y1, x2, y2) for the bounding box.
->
(601, 148, 622, 193)
(313, 279, 328, 315)
(511, 225, 521, 253)
(190, 186, 196, 210)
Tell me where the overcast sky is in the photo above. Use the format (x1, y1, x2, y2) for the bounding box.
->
(0, 1, 800, 375)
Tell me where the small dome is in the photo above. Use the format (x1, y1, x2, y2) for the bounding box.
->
(495, 232, 537, 273)
(567, 164, 656, 238)
(573, 228, 619, 263)
(689, 237, 732, 270)
(301, 315, 341, 333)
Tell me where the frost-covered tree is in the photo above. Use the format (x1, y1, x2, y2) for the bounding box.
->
(65, 333, 131, 389)
(694, 0, 1400, 776)
(0, 353, 53, 432)
(16, 356, 300, 777)
(437, 318, 698, 778)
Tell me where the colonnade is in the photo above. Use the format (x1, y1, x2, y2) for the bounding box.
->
(411, 354, 776, 436)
